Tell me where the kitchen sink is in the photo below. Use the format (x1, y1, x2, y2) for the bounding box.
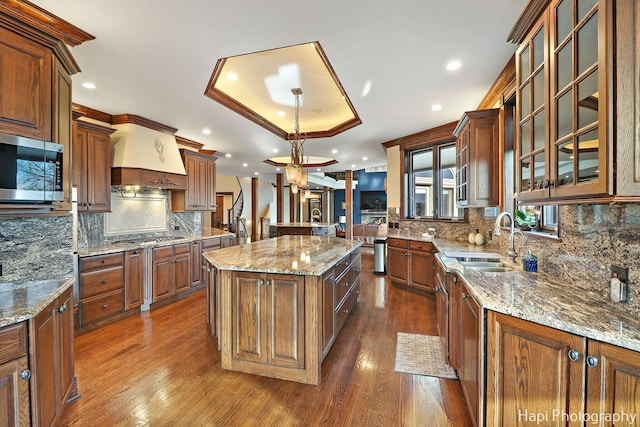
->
(443, 252, 514, 273)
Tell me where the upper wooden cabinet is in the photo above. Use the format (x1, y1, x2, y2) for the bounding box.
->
(0, 25, 52, 141)
(171, 149, 217, 212)
(72, 119, 116, 213)
(514, 0, 640, 203)
(454, 108, 501, 207)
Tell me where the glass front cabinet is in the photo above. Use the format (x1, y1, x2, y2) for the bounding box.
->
(515, 0, 610, 202)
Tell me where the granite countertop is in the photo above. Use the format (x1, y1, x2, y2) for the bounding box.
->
(203, 235, 362, 276)
(270, 222, 337, 228)
(431, 238, 640, 352)
(0, 277, 74, 328)
(78, 227, 235, 257)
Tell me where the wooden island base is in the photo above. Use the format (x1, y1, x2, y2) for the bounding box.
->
(204, 236, 361, 385)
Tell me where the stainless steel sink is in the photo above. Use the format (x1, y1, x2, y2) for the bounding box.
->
(459, 261, 514, 273)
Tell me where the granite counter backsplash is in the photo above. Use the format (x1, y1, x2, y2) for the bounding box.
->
(0, 215, 73, 283)
(388, 203, 640, 316)
(432, 240, 640, 353)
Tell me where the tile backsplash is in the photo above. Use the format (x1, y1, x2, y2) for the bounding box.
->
(388, 203, 640, 315)
(79, 192, 201, 247)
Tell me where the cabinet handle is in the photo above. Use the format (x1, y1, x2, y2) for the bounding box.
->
(258, 279, 264, 286)
(343, 308, 350, 314)
(568, 349, 580, 361)
(57, 304, 67, 313)
(434, 286, 440, 293)
(20, 370, 31, 381)
(102, 279, 108, 283)
(102, 304, 108, 309)
(543, 179, 550, 189)
(265, 279, 271, 287)
(101, 260, 106, 263)
(462, 293, 469, 299)
(586, 355, 599, 368)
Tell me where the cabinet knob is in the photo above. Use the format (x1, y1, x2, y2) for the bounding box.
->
(102, 304, 109, 309)
(102, 279, 108, 284)
(20, 370, 31, 381)
(462, 293, 469, 300)
(586, 355, 599, 368)
(101, 260, 106, 263)
(57, 304, 67, 313)
(568, 349, 581, 361)
(343, 308, 350, 314)
(434, 286, 440, 293)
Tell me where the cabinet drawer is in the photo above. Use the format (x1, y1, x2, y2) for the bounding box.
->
(80, 252, 123, 271)
(350, 258, 361, 284)
(153, 245, 173, 259)
(388, 238, 408, 249)
(202, 238, 221, 250)
(336, 271, 351, 306)
(80, 290, 124, 324)
(334, 255, 350, 279)
(79, 265, 124, 298)
(350, 248, 361, 261)
(409, 240, 433, 252)
(0, 322, 27, 364)
(174, 243, 190, 255)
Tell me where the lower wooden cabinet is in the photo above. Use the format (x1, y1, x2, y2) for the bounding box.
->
(152, 243, 191, 302)
(486, 311, 640, 427)
(0, 322, 30, 426)
(124, 249, 144, 310)
(31, 286, 75, 427)
(457, 280, 480, 426)
(387, 238, 434, 292)
(230, 272, 305, 369)
(77, 252, 124, 327)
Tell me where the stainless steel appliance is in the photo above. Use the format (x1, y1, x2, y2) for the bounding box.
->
(0, 133, 64, 202)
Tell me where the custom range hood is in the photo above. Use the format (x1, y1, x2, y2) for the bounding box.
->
(110, 115, 187, 189)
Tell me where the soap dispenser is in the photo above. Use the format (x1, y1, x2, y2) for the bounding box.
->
(522, 249, 537, 272)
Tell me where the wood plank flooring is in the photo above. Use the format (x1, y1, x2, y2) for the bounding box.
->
(59, 248, 473, 426)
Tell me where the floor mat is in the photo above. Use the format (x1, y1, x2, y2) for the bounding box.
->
(394, 332, 458, 379)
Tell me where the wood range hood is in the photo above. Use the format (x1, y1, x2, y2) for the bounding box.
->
(110, 115, 187, 190)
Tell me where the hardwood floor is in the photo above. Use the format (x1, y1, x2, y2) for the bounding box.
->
(59, 248, 473, 426)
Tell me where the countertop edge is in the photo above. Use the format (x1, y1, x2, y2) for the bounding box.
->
(0, 277, 74, 328)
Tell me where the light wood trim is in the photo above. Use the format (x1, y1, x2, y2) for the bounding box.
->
(204, 43, 361, 141)
(506, 0, 551, 44)
(175, 135, 204, 151)
(72, 103, 113, 124)
(345, 171, 353, 239)
(276, 174, 283, 223)
(251, 177, 258, 241)
(111, 114, 178, 135)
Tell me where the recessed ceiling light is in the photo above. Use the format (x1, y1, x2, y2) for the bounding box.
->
(202, 128, 211, 135)
(227, 73, 238, 80)
(81, 82, 96, 89)
(276, 167, 281, 172)
(225, 153, 232, 158)
(351, 164, 356, 168)
(331, 149, 338, 154)
(272, 148, 279, 153)
(432, 104, 443, 111)
(362, 156, 368, 161)
(446, 61, 462, 71)
(277, 111, 285, 117)
(316, 168, 321, 172)
(254, 172, 259, 176)
(242, 163, 248, 167)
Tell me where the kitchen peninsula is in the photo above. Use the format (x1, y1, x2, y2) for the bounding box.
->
(203, 235, 361, 385)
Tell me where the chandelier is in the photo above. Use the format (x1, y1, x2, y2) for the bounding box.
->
(285, 88, 308, 194)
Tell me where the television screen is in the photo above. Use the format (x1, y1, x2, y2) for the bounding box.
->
(360, 191, 386, 210)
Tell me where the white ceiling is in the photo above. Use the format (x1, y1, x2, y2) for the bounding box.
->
(32, 0, 526, 182)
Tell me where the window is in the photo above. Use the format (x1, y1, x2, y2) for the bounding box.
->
(406, 142, 463, 220)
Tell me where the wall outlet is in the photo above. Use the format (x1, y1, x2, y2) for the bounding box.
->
(611, 265, 628, 283)
(173, 225, 180, 231)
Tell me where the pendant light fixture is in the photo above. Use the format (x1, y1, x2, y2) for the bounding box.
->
(285, 88, 307, 194)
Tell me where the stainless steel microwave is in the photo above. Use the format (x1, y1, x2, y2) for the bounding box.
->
(0, 134, 64, 202)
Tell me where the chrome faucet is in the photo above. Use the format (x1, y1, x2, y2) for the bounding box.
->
(494, 212, 526, 263)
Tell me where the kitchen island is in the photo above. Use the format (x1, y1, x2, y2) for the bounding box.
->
(203, 235, 362, 385)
